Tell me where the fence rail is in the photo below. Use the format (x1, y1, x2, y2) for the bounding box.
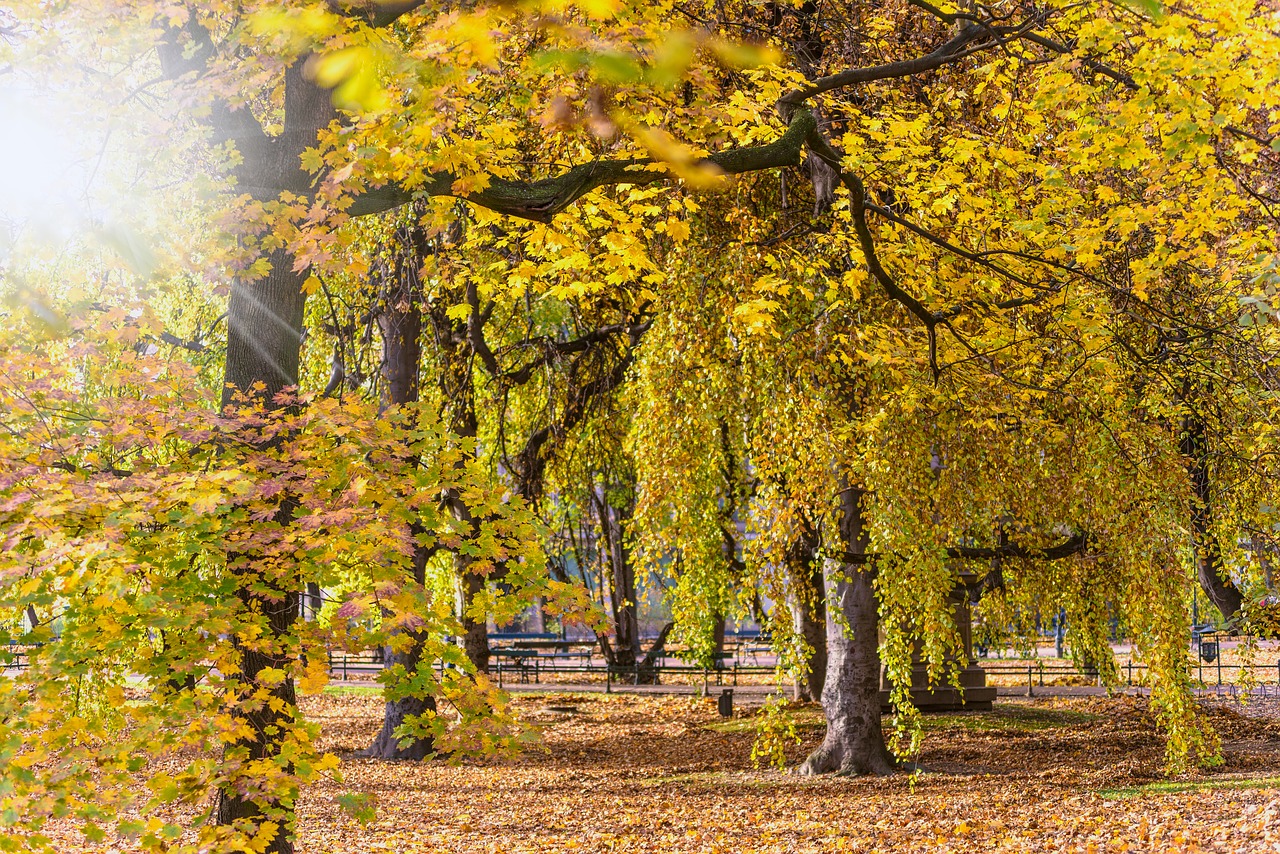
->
(324, 647, 776, 692)
(324, 648, 1280, 700)
(982, 657, 1280, 697)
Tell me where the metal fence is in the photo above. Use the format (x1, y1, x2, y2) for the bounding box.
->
(324, 646, 776, 692)
(982, 657, 1280, 697)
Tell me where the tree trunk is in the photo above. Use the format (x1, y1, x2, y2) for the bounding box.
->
(799, 486, 894, 776)
(215, 513, 303, 851)
(213, 247, 311, 852)
(603, 495, 641, 669)
(364, 648, 436, 760)
(461, 568, 490, 673)
(365, 535, 437, 759)
(304, 582, 322, 621)
(203, 54, 337, 850)
(1180, 412, 1244, 623)
(787, 524, 826, 702)
(365, 216, 440, 758)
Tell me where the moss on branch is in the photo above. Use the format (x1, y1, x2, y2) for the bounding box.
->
(348, 109, 816, 222)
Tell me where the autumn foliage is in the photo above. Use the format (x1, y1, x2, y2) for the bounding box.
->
(2, 0, 1280, 850)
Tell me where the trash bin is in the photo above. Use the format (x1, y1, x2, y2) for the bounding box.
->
(717, 688, 733, 717)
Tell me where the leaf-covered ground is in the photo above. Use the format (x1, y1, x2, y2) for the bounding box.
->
(292, 689, 1280, 853)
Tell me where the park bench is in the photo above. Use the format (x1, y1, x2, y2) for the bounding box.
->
(1, 643, 32, 672)
(491, 631, 559, 646)
(491, 647, 541, 684)
(328, 649, 383, 681)
(738, 642, 774, 664)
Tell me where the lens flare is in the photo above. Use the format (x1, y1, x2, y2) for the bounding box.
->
(0, 88, 94, 236)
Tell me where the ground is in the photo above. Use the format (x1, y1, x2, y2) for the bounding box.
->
(286, 688, 1280, 853)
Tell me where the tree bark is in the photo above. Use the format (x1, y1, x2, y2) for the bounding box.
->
(215, 510, 303, 851)
(602, 494, 640, 667)
(787, 523, 826, 702)
(365, 216, 439, 759)
(1180, 411, 1244, 623)
(304, 582, 322, 621)
(212, 250, 312, 853)
(195, 54, 336, 850)
(460, 569, 491, 673)
(712, 614, 727, 658)
(799, 486, 894, 776)
(364, 539, 437, 760)
(593, 482, 663, 682)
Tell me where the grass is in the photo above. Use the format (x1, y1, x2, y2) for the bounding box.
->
(923, 704, 1099, 732)
(1098, 776, 1280, 799)
(703, 702, 1099, 735)
(322, 683, 383, 696)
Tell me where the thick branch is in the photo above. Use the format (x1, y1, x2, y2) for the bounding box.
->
(779, 23, 991, 106)
(329, 0, 434, 27)
(347, 110, 817, 221)
(157, 19, 276, 182)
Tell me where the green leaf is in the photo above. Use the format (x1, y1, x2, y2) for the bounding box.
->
(1117, 0, 1164, 19)
(336, 792, 377, 825)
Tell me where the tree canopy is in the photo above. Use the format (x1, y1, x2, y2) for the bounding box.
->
(2, 0, 1280, 850)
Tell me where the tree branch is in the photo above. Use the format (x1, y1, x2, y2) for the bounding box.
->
(328, 0, 435, 27)
(779, 23, 993, 106)
(513, 327, 646, 503)
(502, 311, 654, 387)
(827, 532, 1088, 566)
(346, 109, 817, 221)
(465, 278, 499, 376)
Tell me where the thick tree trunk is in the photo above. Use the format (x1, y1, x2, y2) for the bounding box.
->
(214, 249, 311, 853)
(1181, 412, 1244, 623)
(787, 525, 826, 702)
(203, 55, 337, 851)
(365, 530, 437, 759)
(215, 513, 303, 851)
(799, 486, 894, 776)
(365, 655, 435, 760)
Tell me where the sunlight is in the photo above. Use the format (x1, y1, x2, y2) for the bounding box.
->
(0, 88, 94, 236)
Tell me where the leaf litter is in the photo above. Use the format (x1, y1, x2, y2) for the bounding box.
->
(296, 691, 1280, 853)
(34, 691, 1280, 852)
